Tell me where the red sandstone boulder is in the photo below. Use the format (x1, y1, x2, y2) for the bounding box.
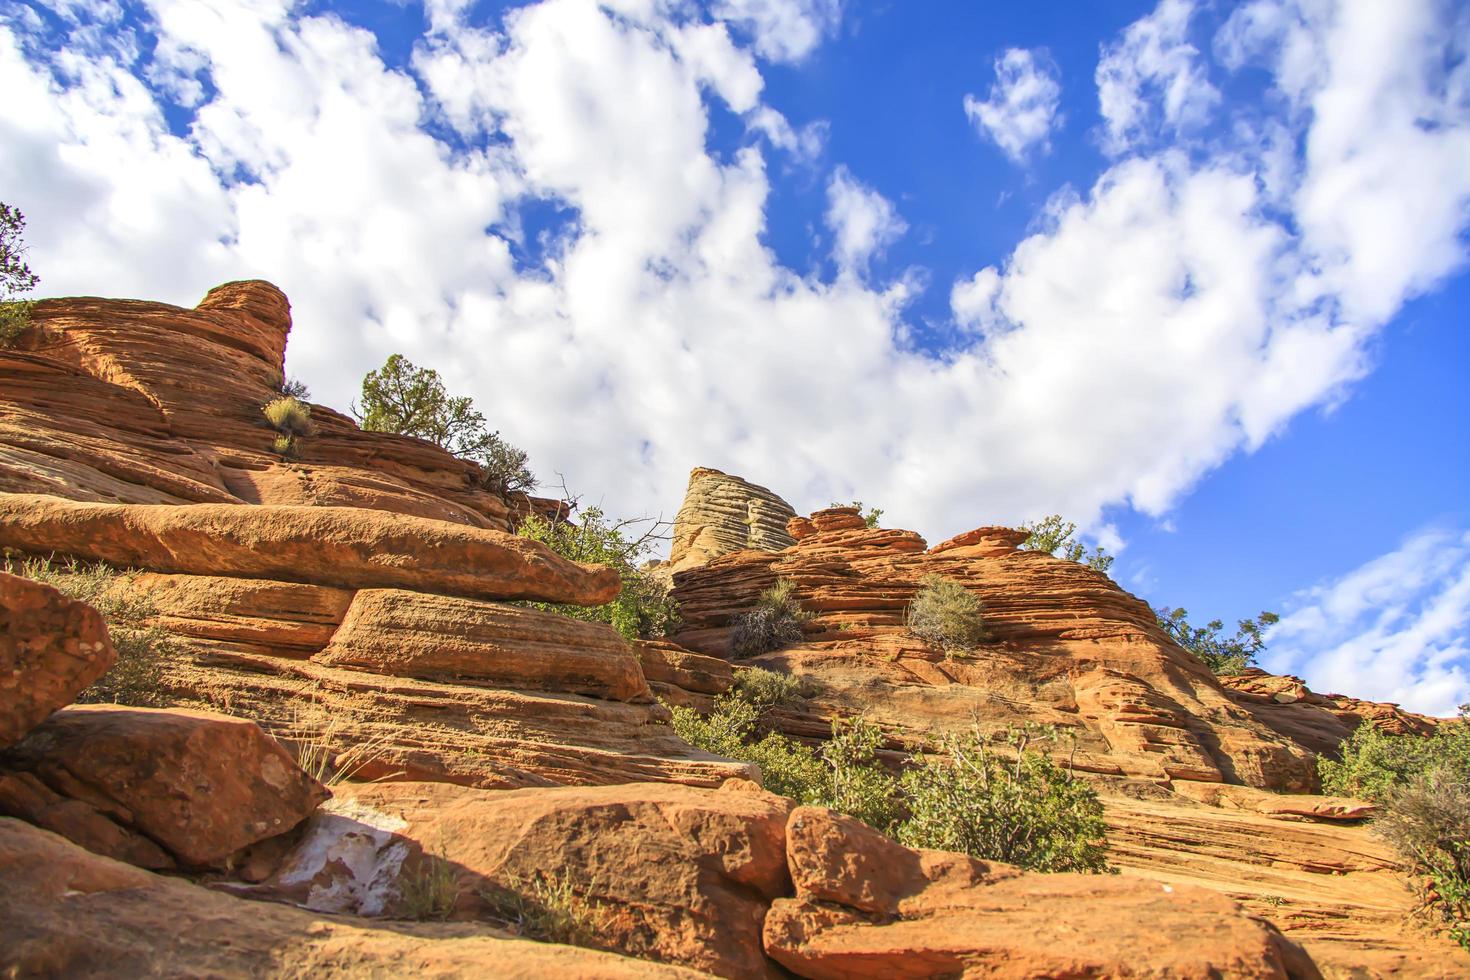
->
(0, 818, 700, 978)
(0, 493, 620, 605)
(0, 572, 114, 748)
(765, 806, 1321, 980)
(0, 705, 328, 868)
(246, 780, 794, 978)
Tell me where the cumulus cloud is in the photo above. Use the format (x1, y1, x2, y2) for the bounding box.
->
(1096, 0, 1219, 155)
(711, 0, 841, 64)
(2, 0, 1469, 574)
(963, 48, 1062, 163)
(825, 166, 906, 278)
(1266, 528, 1470, 717)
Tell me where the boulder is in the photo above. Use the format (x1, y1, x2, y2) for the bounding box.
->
(314, 589, 651, 702)
(0, 818, 700, 978)
(666, 467, 797, 574)
(0, 493, 620, 605)
(0, 572, 114, 748)
(764, 806, 1322, 980)
(246, 780, 795, 978)
(0, 705, 328, 868)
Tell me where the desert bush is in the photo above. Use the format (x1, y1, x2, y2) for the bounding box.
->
(398, 848, 460, 921)
(355, 353, 535, 495)
(734, 665, 803, 711)
(898, 724, 1111, 873)
(262, 396, 313, 436)
(730, 578, 810, 658)
(1155, 606, 1279, 675)
(2, 554, 177, 706)
(1320, 707, 1470, 949)
(0, 202, 38, 348)
(905, 575, 988, 655)
(278, 377, 311, 400)
(517, 503, 679, 641)
(479, 870, 607, 948)
(823, 716, 905, 834)
(1020, 514, 1113, 573)
(830, 500, 883, 528)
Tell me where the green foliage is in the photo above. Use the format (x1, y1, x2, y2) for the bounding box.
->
(733, 665, 803, 711)
(899, 724, 1112, 873)
(0, 202, 39, 347)
(823, 716, 905, 833)
(398, 848, 460, 921)
(479, 870, 608, 948)
(1320, 708, 1470, 949)
(3, 555, 177, 706)
(730, 578, 811, 658)
(355, 353, 535, 495)
(905, 575, 988, 655)
(829, 500, 883, 528)
(1020, 515, 1113, 573)
(517, 504, 679, 641)
(1155, 606, 1279, 675)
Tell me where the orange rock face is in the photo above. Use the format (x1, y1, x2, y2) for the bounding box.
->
(0, 493, 619, 605)
(671, 512, 1318, 791)
(0, 572, 115, 748)
(765, 806, 1321, 980)
(0, 705, 328, 868)
(0, 818, 702, 979)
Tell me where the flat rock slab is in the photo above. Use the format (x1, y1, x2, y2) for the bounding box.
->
(314, 589, 651, 702)
(0, 817, 701, 979)
(0, 572, 114, 749)
(0, 705, 328, 868)
(0, 493, 621, 605)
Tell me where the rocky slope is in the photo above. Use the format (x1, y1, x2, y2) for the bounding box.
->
(0, 282, 1462, 977)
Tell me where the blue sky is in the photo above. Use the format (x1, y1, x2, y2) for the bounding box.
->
(3, 0, 1469, 713)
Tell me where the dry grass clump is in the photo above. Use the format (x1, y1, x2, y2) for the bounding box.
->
(263, 395, 313, 458)
(731, 578, 810, 658)
(274, 705, 394, 787)
(3, 554, 178, 706)
(905, 575, 988, 656)
(479, 871, 608, 948)
(399, 847, 461, 921)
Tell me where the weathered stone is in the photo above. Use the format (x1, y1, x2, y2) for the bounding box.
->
(765, 806, 1321, 980)
(0, 818, 700, 979)
(314, 589, 651, 702)
(0, 572, 114, 748)
(0, 493, 619, 605)
(0, 705, 328, 868)
(666, 467, 797, 574)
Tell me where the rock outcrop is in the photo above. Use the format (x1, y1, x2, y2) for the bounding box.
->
(0, 572, 114, 748)
(0, 818, 700, 979)
(663, 467, 798, 574)
(0, 705, 328, 869)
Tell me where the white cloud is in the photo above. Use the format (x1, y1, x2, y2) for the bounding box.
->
(825, 166, 906, 278)
(963, 47, 1062, 163)
(711, 0, 841, 64)
(1096, 0, 1220, 155)
(2, 0, 1469, 672)
(1267, 528, 1470, 717)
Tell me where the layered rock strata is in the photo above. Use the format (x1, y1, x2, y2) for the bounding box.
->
(663, 467, 798, 575)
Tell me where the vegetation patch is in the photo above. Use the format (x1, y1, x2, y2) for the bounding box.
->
(0, 201, 39, 348)
(1020, 514, 1114, 573)
(1154, 606, 1279, 676)
(905, 575, 988, 656)
(479, 870, 609, 948)
(829, 499, 883, 528)
(1321, 708, 1470, 950)
(730, 578, 810, 658)
(398, 847, 461, 921)
(3, 554, 179, 707)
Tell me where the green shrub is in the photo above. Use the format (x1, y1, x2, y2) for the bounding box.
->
(823, 716, 904, 834)
(3, 555, 177, 706)
(517, 504, 679, 642)
(733, 665, 802, 711)
(479, 870, 608, 948)
(0, 299, 33, 347)
(829, 500, 883, 528)
(1320, 708, 1470, 949)
(905, 575, 988, 655)
(730, 578, 810, 658)
(262, 396, 313, 436)
(1020, 514, 1114, 573)
(1155, 606, 1279, 675)
(898, 724, 1111, 873)
(355, 353, 535, 495)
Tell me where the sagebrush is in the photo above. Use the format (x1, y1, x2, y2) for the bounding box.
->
(3, 555, 178, 706)
(905, 575, 988, 655)
(730, 578, 810, 658)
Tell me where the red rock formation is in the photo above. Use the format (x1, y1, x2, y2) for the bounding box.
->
(766, 807, 1320, 979)
(0, 818, 700, 978)
(0, 572, 114, 748)
(671, 507, 1318, 792)
(0, 705, 327, 869)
